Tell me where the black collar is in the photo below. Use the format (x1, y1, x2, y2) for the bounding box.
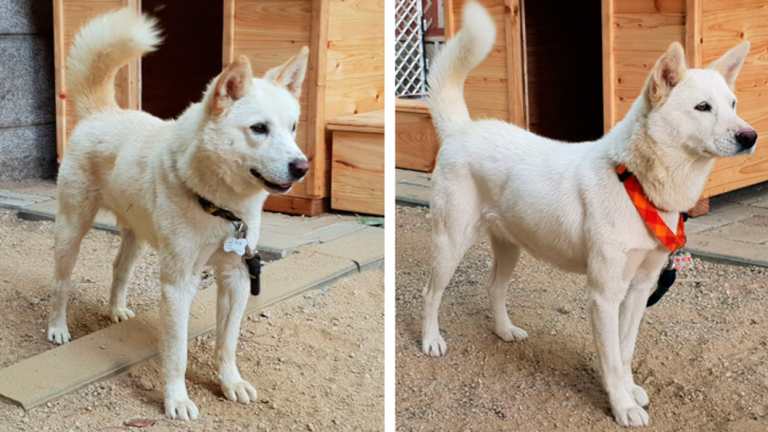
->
(198, 196, 243, 224)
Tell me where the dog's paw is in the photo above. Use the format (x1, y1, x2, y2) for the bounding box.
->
(164, 397, 199, 421)
(422, 333, 447, 357)
(47, 325, 71, 344)
(629, 384, 649, 407)
(494, 324, 528, 342)
(221, 379, 258, 404)
(612, 404, 650, 428)
(110, 306, 135, 323)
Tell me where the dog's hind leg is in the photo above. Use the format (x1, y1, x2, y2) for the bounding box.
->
(422, 177, 481, 357)
(47, 190, 98, 344)
(109, 228, 141, 322)
(487, 234, 527, 342)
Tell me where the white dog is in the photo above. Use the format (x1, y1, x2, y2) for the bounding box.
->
(423, 1, 755, 427)
(46, 8, 309, 420)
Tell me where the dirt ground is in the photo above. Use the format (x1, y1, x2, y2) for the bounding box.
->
(396, 205, 768, 432)
(0, 208, 383, 431)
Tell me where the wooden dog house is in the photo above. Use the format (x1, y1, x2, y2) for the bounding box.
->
(53, 0, 383, 216)
(398, 0, 768, 201)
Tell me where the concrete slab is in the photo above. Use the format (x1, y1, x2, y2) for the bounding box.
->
(307, 226, 384, 269)
(0, 190, 51, 210)
(686, 234, 768, 268)
(0, 248, 360, 409)
(396, 169, 431, 207)
(707, 220, 768, 244)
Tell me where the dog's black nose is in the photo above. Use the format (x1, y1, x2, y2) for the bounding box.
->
(736, 128, 758, 150)
(289, 158, 309, 179)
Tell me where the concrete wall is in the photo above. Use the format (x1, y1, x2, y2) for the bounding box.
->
(0, 0, 55, 181)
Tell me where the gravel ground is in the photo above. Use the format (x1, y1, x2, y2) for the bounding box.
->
(396, 205, 768, 432)
(0, 209, 383, 431)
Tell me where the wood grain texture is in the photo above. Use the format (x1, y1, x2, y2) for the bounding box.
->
(54, 0, 140, 160)
(606, 0, 768, 197)
(608, 0, 686, 121)
(446, 0, 523, 124)
(395, 100, 438, 172)
(603, 0, 616, 130)
(331, 129, 384, 215)
(700, 0, 768, 197)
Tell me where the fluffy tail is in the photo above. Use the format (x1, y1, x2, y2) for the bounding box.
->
(427, 1, 495, 139)
(66, 8, 161, 117)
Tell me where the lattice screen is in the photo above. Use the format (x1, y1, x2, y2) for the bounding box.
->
(395, 0, 427, 97)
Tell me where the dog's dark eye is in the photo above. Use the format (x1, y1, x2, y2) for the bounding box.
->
(250, 123, 269, 134)
(732, 100, 737, 109)
(292, 123, 297, 132)
(694, 102, 712, 112)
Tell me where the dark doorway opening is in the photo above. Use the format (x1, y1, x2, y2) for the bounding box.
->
(523, 0, 604, 142)
(141, 1, 223, 120)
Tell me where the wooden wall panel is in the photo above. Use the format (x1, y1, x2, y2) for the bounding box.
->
(446, 0, 525, 126)
(700, 0, 768, 196)
(324, 0, 384, 119)
(54, 0, 139, 160)
(230, 0, 313, 198)
(606, 0, 686, 125)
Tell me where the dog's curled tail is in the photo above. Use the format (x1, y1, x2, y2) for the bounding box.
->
(427, 1, 495, 139)
(66, 8, 161, 118)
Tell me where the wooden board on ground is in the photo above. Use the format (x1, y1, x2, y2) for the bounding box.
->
(0, 240, 383, 409)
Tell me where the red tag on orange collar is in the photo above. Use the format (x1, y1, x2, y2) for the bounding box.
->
(615, 165, 686, 252)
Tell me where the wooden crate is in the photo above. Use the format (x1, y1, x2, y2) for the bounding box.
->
(395, 98, 438, 172)
(52, 0, 383, 216)
(604, 0, 768, 197)
(329, 110, 384, 215)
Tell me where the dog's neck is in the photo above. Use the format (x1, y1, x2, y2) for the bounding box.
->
(605, 92, 715, 212)
(171, 103, 267, 215)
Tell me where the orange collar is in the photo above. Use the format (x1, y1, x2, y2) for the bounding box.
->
(615, 165, 686, 252)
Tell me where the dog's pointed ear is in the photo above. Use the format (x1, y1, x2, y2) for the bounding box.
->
(263, 46, 309, 98)
(648, 42, 688, 106)
(210, 55, 253, 116)
(709, 41, 750, 89)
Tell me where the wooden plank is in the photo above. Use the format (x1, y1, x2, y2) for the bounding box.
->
(504, 0, 526, 126)
(326, 110, 384, 133)
(447, 0, 512, 121)
(305, 0, 329, 198)
(54, 0, 141, 159)
(330, 130, 384, 215)
(53, 0, 65, 162)
(395, 100, 439, 172)
(264, 195, 327, 216)
(700, 0, 768, 197)
(685, 0, 702, 67)
(222, 0, 235, 64)
(602, 0, 616, 131)
(0, 249, 361, 409)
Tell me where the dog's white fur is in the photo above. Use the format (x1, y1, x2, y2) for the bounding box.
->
(423, 1, 755, 427)
(47, 8, 309, 420)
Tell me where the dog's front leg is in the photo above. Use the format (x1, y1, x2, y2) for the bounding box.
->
(588, 270, 649, 427)
(214, 257, 257, 403)
(619, 252, 669, 409)
(159, 265, 200, 421)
